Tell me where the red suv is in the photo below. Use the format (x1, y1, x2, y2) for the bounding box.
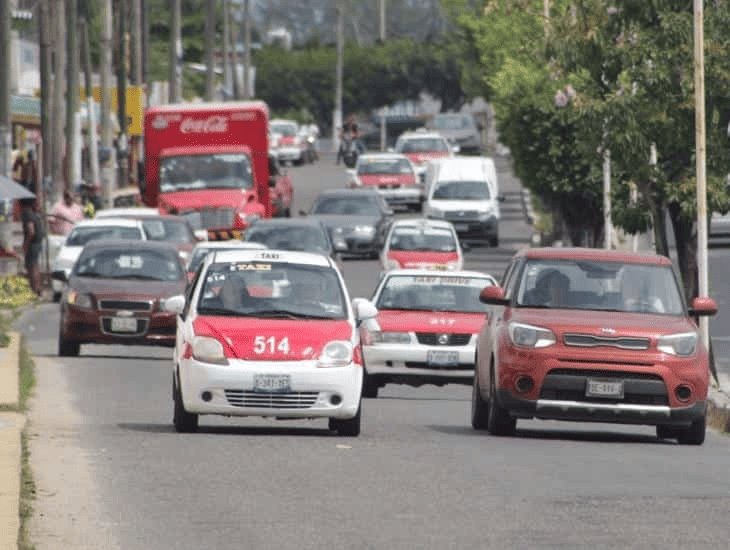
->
(473, 248, 717, 445)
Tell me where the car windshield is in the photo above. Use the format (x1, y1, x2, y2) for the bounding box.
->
(376, 274, 492, 313)
(142, 219, 194, 244)
(271, 123, 297, 137)
(197, 262, 346, 319)
(357, 159, 413, 175)
(245, 225, 330, 254)
(397, 138, 449, 153)
(66, 226, 143, 246)
(432, 180, 490, 200)
(432, 115, 473, 130)
(74, 249, 184, 282)
(390, 227, 456, 252)
(515, 259, 684, 315)
(160, 153, 254, 192)
(311, 196, 380, 216)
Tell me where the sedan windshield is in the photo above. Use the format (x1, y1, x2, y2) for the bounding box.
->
(271, 123, 297, 137)
(160, 153, 253, 192)
(432, 180, 490, 200)
(515, 259, 684, 315)
(66, 226, 143, 246)
(74, 249, 184, 282)
(245, 225, 331, 254)
(390, 227, 456, 252)
(397, 138, 449, 153)
(198, 262, 346, 319)
(312, 197, 380, 217)
(376, 275, 492, 313)
(358, 159, 413, 175)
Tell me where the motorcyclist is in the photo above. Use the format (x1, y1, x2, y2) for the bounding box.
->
(336, 114, 364, 165)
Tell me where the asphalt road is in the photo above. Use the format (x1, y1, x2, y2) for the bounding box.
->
(19, 153, 730, 549)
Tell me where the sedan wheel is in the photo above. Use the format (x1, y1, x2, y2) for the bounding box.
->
(486, 368, 516, 436)
(173, 375, 199, 433)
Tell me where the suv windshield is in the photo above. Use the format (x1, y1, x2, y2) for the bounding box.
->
(66, 226, 143, 246)
(312, 197, 380, 216)
(160, 153, 254, 193)
(245, 225, 331, 254)
(198, 262, 346, 319)
(397, 138, 449, 153)
(74, 249, 183, 282)
(358, 159, 413, 175)
(142, 219, 195, 243)
(376, 274, 492, 313)
(515, 259, 684, 314)
(432, 180, 490, 200)
(390, 227, 456, 252)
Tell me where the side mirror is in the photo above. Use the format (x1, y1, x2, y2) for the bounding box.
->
(479, 285, 508, 306)
(162, 295, 186, 315)
(268, 177, 277, 188)
(51, 269, 68, 282)
(498, 194, 506, 203)
(194, 229, 208, 242)
(333, 239, 348, 252)
(689, 297, 718, 317)
(461, 241, 471, 252)
(352, 298, 378, 321)
(452, 145, 461, 154)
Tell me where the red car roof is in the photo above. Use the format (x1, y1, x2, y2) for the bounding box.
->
(516, 247, 672, 266)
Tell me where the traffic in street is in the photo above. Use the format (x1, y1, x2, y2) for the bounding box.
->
(18, 156, 730, 549)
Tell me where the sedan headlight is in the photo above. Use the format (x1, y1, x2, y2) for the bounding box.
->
(508, 322, 556, 349)
(178, 250, 190, 262)
(657, 332, 697, 357)
(446, 261, 460, 271)
(384, 258, 400, 270)
(353, 225, 375, 236)
(192, 336, 229, 365)
(318, 340, 353, 367)
(66, 290, 93, 309)
(372, 331, 411, 344)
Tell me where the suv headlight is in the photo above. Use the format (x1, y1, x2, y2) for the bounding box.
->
(354, 225, 375, 236)
(66, 290, 93, 309)
(372, 331, 411, 344)
(508, 322, 556, 348)
(192, 336, 229, 365)
(478, 204, 495, 221)
(657, 332, 697, 357)
(318, 340, 353, 367)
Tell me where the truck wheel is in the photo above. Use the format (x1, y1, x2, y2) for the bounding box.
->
(489, 233, 499, 248)
(329, 402, 361, 436)
(677, 415, 706, 445)
(487, 367, 516, 436)
(471, 371, 490, 430)
(173, 376, 199, 433)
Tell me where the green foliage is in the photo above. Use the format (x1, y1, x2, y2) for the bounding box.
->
(0, 277, 37, 310)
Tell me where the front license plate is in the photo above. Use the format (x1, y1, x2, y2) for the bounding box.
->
(110, 317, 138, 333)
(253, 374, 291, 393)
(586, 379, 624, 399)
(427, 350, 459, 367)
(453, 223, 468, 231)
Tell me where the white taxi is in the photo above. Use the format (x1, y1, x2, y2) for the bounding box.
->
(361, 269, 496, 397)
(380, 218, 464, 272)
(163, 249, 378, 435)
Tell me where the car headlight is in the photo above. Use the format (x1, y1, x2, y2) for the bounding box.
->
(446, 261, 460, 271)
(318, 340, 353, 367)
(178, 250, 190, 261)
(508, 322, 556, 348)
(478, 205, 495, 220)
(427, 207, 444, 219)
(372, 331, 411, 344)
(66, 290, 93, 309)
(192, 336, 229, 365)
(354, 225, 375, 236)
(657, 332, 697, 357)
(384, 258, 400, 270)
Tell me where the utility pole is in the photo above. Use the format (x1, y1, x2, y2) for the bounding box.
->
(694, 0, 709, 348)
(100, 0, 115, 207)
(243, 0, 251, 99)
(80, 10, 99, 195)
(142, 0, 150, 105)
(39, 0, 53, 194)
(130, 0, 142, 86)
(65, 0, 80, 192)
(379, 0, 386, 43)
(205, 0, 216, 101)
(222, 0, 230, 97)
(169, 0, 182, 103)
(229, 0, 241, 100)
(602, 149, 612, 249)
(333, 1, 344, 153)
(0, 0, 11, 178)
(52, 0, 66, 197)
(118, 0, 129, 188)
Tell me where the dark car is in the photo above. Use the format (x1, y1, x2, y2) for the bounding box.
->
(54, 240, 188, 356)
(243, 218, 345, 263)
(306, 189, 393, 258)
(426, 113, 483, 154)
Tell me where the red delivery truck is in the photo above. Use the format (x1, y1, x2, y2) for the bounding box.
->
(143, 101, 271, 240)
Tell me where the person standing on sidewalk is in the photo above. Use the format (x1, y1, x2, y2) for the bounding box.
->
(48, 190, 83, 236)
(20, 198, 44, 297)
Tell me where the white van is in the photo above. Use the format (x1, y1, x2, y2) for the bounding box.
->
(422, 156, 503, 247)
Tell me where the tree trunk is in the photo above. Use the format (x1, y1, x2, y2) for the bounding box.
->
(668, 202, 698, 301)
(647, 195, 669, 257)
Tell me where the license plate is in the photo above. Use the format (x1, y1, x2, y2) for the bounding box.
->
(453, 223, 469, 231)
(253, 374, 291, 393)
(586, 379, 624, 399)
(110, 317, 138, 333)
(427, 350, 459, 367)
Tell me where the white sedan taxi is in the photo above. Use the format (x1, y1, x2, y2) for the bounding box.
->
(164, 249, 377, 435)
(361, 269, 496, 397)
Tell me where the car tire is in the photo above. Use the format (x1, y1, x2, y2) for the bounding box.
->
(487, 367, 516, 436)
(489, 233, 499, 248)
(283, 207, 291, 218)
(329, 402, 361, 436)
(362, 373, 379, 399)
(656, 425, 681, 440)
(471, 370, 490, 430)
(677, 415, 706, 446)
(173, 375, 199, 433)
(58, 330, 80, 357)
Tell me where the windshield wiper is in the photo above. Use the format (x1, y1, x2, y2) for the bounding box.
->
(197, 307, 242, 316)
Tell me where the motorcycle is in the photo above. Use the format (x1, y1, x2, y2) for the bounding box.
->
(341, 133, 359, 168)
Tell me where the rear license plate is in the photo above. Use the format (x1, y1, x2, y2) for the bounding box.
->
(253, 374, 291, 393)
(427, 350, 459, 367)
(110, 317, 138, 333)
(586, 379, 624, 399)
(453, 223, 469, 231)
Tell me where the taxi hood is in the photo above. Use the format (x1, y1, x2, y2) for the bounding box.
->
(387, 250, 459, 268)
(159, 189, 256, 213)
(193, 317, 353, 360)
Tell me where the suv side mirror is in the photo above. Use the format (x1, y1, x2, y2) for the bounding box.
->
(689, 297, 718, 317)
(51, 269, 68, 282)
(479, 285, 508, 305)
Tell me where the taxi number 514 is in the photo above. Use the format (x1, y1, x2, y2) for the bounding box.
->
(253, 336, 290, 355)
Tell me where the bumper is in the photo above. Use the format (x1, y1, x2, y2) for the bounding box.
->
(206, 229, 245, 241)
(497, 390, 706, 426)
(180, 359, 363, 419)
(375, 187, 423, 206)
(363, 343, 474, 383)
(277, 147, 303, 162)
(61, 306, 176, 347)
(340, 234, 380, 255)
(442, 216, 498, 240)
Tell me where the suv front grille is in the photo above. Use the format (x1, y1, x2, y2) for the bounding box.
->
(564, 333, 650, 351)
(99, 300, 153, 311)
(540, 369, 668, 406)
(199, 207, 235, 229)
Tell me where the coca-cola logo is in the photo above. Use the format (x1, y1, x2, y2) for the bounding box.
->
(179, 115, 229, 133)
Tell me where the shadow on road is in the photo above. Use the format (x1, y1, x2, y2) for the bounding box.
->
(514, 427, 669, 445)
(36, 353, 171, 361)
(117, 422, 341, 437)
(376, 395, 470, 402)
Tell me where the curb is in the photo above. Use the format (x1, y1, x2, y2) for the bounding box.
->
(708, 385, 730, 433)
(0, 331, 23, 550)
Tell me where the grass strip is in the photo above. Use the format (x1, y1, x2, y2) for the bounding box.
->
(17, 336, 36, 550)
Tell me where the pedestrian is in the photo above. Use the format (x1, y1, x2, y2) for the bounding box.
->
(20, 197, 44, 297)
(49, 190, 84, 236)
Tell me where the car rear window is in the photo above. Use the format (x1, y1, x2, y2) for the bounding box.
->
(66, 226, 144, 246)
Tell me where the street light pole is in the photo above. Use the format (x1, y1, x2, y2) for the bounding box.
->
(694, 0, 709, 348)
(333, 1, 344, 153)
(0, 0, 11, 178)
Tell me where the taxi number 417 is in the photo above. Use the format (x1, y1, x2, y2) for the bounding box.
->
(253, 336, 290, 355)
